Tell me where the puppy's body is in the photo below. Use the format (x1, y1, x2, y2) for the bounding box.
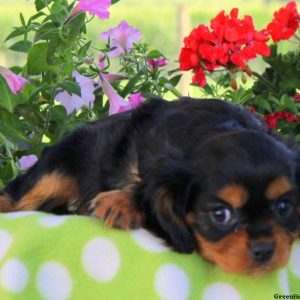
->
(1, 98, 300, 274)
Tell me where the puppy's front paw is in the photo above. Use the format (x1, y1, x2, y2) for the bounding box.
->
(89, 190, 144, 230)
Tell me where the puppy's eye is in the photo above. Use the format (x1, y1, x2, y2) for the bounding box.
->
(275, 199, 294, 218)
(210, 206, 232, 225)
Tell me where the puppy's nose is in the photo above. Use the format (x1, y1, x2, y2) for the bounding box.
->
(249, 242, 274, 263)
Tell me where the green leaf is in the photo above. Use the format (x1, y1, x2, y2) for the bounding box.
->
(9, 40, 32, 53)
(168, 75, 182, 88)
(78, 41, 92, 57)
(27, 43, 49, 75)
(27, 84, 47, 103)
(147, 49, 164, 59)
(9, 66, 23, 74)
(259, 99, 272, 113)
(66, 13, 86, 37)
(203, 84, 215, 96)
(46, 37, 65, 65)
(35, 0, 53, 11)
(112, 0, 121, 3)
(217, 73, 231, 87)
(34, 22, 60, 42)
(0, 111, 30, 142)
(5, 27, 25, 41)
(51, 105, 68, 121)
(120, 71, 143, 98)
(20, 13, 26, 27)
(0, 74, 32, 110)
(268, 95, 280, 105)
(59, 81, 81, 97)
(50, 2, 66, 15)
(28, 11, 45, 23)
(0, 75, 14, 112)
(164, 83, 182, 98)
(0, 162, 16, 181)
(282, 95, 298, 113)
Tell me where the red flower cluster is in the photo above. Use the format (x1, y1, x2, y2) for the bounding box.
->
(267, 1, 300, 43)
(264, 111, 299, 129)
(179, 8, 270, 87)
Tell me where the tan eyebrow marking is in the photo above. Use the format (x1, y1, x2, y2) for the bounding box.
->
(217, 184, 248, 207)
(265, 177, 292, 200)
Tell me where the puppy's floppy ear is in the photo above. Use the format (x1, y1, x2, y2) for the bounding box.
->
(142, 148, 197, 253)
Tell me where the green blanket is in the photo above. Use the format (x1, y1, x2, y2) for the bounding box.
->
(0, 212, 299, 300)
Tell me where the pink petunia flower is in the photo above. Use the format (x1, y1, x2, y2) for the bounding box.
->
(56, 71, 95, 114)
(99, 74, 131, 115)
(102, 73, 127, 83)
(128, 92, 145, 109)
(147, 57, 167, 71)
(19, 155, 38, 170)
(99, 74, 144, 115)
(0, 66, 27, 94)
(69, 0, 111, 20)
(100, 20, 142, 57)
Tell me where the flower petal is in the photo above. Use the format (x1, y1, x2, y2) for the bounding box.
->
(19, 155, 38, 170)
(99, 74, 131, 115)
(56, 71, 95, 114)
(0, 66, 27, 94)
(78, 0, 111, 19)
(100, 20, 141, 57)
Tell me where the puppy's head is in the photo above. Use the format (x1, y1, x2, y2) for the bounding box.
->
(151, 131, 300, 275)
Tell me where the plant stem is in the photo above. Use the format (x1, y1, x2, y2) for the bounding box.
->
(251, 71, 278, 92)
(42, 87, 56, 141)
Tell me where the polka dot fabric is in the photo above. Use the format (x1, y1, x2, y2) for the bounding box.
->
(0, 212, 298, 300)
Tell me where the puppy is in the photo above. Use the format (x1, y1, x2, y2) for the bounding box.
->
(1, 97, 299, 274)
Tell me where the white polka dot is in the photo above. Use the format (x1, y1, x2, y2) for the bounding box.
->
(155, 264, 190, 300)
(82, 238, 120, 282)
(38, 216, 68, 228)
(37, 262, 72, 300)
(131, 229, 169, 252)
(4, 211, 37, 219)
(0, 230, 12, 260)
(289, 241, 300, 278)
(203, 283, 241, 300)
(0, 259, 29, 293)
(278, 268, 290, 294)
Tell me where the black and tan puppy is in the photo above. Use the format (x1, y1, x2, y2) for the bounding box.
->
(1, 97, 299, 274)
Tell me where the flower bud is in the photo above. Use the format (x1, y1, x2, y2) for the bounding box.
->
(83, 57, 94, 65)
(293, 93, 300, 102)
(241, 72, 247, 84)
(246, 65, 252, 77)
(230, 77, 238, 90)
(229, 67, 237, 74)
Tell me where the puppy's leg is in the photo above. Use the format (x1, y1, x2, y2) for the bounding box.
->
(89, 190, 144, 230)
(14, 172, 79, 211)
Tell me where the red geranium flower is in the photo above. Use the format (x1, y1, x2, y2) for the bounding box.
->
(266, 1, 300, 43)
(264, 111, 299, 129)
(179, 8, 270, 87)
